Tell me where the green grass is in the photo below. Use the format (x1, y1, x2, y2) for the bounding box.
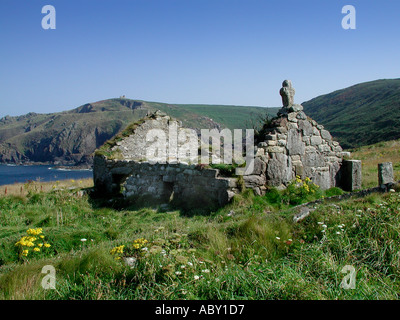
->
(0, 181, 399, 300)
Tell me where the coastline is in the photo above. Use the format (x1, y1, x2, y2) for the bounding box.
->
(1, 162, 93, 171)
(0, 164, 93, 187)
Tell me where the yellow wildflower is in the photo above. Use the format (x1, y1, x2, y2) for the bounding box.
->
(27, 228, 42, 236)
(110, 245, 125, 255)
(33, 247, 40, 252)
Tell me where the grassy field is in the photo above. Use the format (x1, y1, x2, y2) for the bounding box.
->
(0, 179, 93, 197)
(349, 139, 400, 188)
(0, 173, 399, 300)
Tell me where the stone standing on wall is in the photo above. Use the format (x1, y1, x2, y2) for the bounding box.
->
(280, 80, 295, 108)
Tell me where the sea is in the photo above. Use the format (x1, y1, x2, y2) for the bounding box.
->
(0, 164, 93, 186)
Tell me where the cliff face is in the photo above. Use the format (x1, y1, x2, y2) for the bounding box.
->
(0, 99, 149, 165)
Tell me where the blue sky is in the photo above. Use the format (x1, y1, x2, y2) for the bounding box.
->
(1, 0, 399, 117)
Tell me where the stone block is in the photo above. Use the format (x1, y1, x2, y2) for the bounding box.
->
(243, 175, 266, 188)
(310, 136, 322, 146)
(277, 139, 287, 146)
(266, 153, 293, 186)
(303, 151, 325, 167)
(288, 113, 298, 122)
(303, 136, 311, 145)
(320, 129, 332, 141)
(250, 157, 267, 175)
(288, 104, 303, 112)
(291, 155, 301, 162)
(378, 162, 394, 186)
(275, 127, 288, 134)
(318, 144, 331, 153)
(298, 120, 313, 136)
(267, 146, 286, 154)
(255, 148, 265, 156)
(287, 129, 305, 155)
(226, 178, 238, 188)
(312, 127, 320, 136)
(287, 122, 299, 130)
(277, 134, 286, 140)
(296, 111, 307, 120)
(340, 159, 362, 191)
(312, 170, 331, 190)
(294, 164, 304, 178)
(333, 146, 343, 152)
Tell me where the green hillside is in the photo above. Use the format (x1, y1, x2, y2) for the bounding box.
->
(303, 79, 400, 149)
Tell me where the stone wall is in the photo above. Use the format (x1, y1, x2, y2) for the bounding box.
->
(94, 156, 238, 209)
(254, 104, 348, 190)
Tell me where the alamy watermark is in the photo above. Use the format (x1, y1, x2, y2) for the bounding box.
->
(41, 5, 56, 30)
(342, 5, 356, 30)
(145, 123, 255, 175)
(41, 265, 56, 290)
(340, 265, 356, 289)
(41, 5, 356, 31)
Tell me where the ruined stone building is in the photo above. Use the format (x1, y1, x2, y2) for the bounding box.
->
(93, 81, 360, 209)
